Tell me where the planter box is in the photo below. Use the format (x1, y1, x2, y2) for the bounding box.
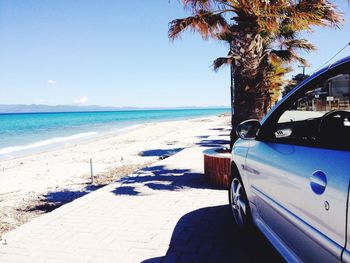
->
(203, 147, 231, 189)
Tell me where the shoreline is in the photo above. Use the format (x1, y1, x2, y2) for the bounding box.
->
(0, 112, 229, 161)
(0, 114, 230, 237)
(0, 124, 145, 161)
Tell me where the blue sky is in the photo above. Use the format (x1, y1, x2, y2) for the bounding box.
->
(0, 1, 349, 107)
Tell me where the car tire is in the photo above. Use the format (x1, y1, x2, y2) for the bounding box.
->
(228, 167, 252, 228)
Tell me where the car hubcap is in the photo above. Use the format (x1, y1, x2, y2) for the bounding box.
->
(230, 178, 247, 225)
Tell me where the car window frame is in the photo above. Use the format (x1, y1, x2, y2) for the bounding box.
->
(257, 60, 350, 152)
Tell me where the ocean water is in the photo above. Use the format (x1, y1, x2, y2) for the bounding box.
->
(0, 108, 229, 159)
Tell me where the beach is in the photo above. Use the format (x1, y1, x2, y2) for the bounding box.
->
(0, 114, 230, 236)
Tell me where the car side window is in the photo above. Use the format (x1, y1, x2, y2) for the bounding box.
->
(273, 71, 350, 150)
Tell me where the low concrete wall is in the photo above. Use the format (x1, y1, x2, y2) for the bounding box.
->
(203, 148, 231, 189)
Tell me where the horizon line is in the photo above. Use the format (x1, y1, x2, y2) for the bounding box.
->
(0, 105, 230, 115)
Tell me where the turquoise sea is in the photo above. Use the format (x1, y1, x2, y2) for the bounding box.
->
(0, 108, 229, 159)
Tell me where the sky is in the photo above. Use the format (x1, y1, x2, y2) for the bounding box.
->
(0, 0, 350, 108)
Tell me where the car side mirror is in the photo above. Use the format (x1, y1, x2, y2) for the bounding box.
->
(236, 119, 261, 140)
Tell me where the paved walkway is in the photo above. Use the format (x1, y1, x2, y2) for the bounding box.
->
(0, 130, 282, 263)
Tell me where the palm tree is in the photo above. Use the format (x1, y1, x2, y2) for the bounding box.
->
(263, 62, 292, 111)
(169, 0, 343, 144)
(213, 34, 310, 114)
(282, 73, 311, 97)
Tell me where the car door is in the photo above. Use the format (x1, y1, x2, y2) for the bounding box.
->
(245, 67, 350, 262)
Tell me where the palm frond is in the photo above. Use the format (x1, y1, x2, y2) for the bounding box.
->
(181, 0, 236, 12)
(282, 39, 316, 51)
(278, 19, 297, 39)
(213, 57, 232, 71)
(287, 1, 344, 30)
(181, 0, 213, 10)
(215, 30, 238, 42)
(213, 56, 233, 71)
(270, 50, 308, 66)
(169, 10, 228, 40)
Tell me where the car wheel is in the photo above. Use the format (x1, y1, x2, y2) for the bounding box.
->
(229, 175, 252, 227)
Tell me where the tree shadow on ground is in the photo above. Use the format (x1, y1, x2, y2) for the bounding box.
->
(111, 186, 141, 196)
(196, 135, 210, 139)
(142, 205, 284, 263)
(218, 134, 230, 137)
(196, 139, 230, 148)
(139, 148, 184, 158)
(24, 185, 102, 213)
(111, 165, 218, 196)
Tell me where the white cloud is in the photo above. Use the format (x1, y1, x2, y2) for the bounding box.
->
(73, 97, 89, 105)
(47, 80, 56, 85)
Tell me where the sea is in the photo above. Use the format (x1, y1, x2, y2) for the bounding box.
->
(0, 108, 229, 160)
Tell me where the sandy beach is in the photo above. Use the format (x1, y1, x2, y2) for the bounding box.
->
(0, 114, 230, 237)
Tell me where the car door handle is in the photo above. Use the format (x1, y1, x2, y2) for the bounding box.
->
(310, 171, 327, 195)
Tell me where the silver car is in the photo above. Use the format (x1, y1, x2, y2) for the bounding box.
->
(229, 56, 350, 262)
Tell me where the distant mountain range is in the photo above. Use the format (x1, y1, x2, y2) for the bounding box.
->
(0, 104, 229, 114)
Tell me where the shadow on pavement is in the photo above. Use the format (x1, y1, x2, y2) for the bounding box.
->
(196, 135, 210, 139)
(142, 205, 284, 263)
(196, 139, 230, 148)
(111, 165, 218, 196)
(24, 185, 101, 213)
(218, 134, 230, 137)
(111, 186, 141, 196)
(139, 148, 184, 158)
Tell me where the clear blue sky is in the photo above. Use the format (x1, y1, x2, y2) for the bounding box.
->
(0, 0, 349, 107)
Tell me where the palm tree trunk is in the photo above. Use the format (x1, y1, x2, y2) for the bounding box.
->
(230, 68, 266, 146)
(229, 31, 266, 147)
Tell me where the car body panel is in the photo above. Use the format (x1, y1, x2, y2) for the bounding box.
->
(252, 208, 303, 262)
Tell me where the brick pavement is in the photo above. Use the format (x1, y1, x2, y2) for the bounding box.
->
(0, 131, 282, 263)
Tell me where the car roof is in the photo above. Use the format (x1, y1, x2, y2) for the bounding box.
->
(261, 55, 350, 124)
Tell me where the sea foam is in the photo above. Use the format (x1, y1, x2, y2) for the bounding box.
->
(0, 132, 97, 155)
